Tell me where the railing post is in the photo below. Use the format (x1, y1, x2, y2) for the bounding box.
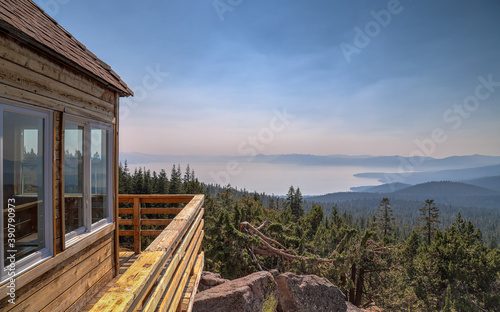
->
(134, 196, 141, 254)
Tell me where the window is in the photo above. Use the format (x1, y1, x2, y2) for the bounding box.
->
(64, 117, 113, 245)
(0, 101, 53, 283)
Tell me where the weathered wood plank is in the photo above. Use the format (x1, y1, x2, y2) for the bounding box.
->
(155, 222, 204, 312)
(141, 219, 173, 226)
(0, 33, 116, 105)
(141, 254, 180, 312)
(119, 219, 134, 226)
(142, 230, 166, 237)
(66, 267, 114, 312)
(141, 213, 204, 312)
(145, 200, 203, 253)
(9, 240, 112, 312)
(0, 83, 114, 123)
(88, 196, 204, 311)
(133, 197, 141, 254)
(88, 251, 165, 312)
(119, 230, 134, 237)
(120, 219, 173, 226)
(141, 208, 183, 214)
(118, 194, 195, 204)
(113, 103, 120, 278)
(184, 253, 205, 312)
(119, 208, 134, 214)
(0, 57, 115, 117)
(40, 255, 114, 312)
(59, 112, 66, 253)
(0, 224, 114, 304)
(159, 228, 204, 312)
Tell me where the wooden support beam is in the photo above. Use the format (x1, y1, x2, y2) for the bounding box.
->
(133, 197, 141, 254)
(114, 94, 120, 276)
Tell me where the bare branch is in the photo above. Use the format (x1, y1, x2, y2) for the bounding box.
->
(256, 218, 272, 231)
(240, 221, 335, 263)
(240, 221, 287, 250)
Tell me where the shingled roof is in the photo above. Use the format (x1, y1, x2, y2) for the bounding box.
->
(0, 0, 133, 97)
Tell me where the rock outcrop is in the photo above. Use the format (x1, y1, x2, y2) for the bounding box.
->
(194, 271, 347, 312)
(346, 301, 368, 312)
(275, 272, 346, 312)
(198, 271, 229, 292)
(193, 271, 278, 312)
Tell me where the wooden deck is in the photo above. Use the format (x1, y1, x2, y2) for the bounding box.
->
(80, 194, 205, 312)
(80, 252, 138, 311)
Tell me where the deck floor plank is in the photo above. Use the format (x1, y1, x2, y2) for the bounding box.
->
(79, 251, 140, 312)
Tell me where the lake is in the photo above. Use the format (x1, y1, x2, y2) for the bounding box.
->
(125, 160, 395, 195)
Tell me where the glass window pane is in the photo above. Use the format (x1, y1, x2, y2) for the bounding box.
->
(64, 124, 84, 233)
(3, 111, 45, 263)
(91, 128, 109, 223)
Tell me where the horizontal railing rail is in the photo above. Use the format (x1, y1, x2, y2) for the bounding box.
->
(89, 194, 205, 312)
(118, 194, 196, 254)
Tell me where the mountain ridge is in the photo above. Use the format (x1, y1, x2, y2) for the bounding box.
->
(308, 181, 500, 209)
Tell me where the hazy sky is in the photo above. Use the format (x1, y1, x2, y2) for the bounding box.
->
(35, 0, 500, 158)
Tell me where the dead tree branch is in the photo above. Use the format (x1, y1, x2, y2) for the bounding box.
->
(240, 221, 335, 263)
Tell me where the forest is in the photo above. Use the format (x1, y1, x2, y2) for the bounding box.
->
(118, 162, 500, 311)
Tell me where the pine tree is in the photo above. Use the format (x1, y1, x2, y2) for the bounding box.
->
(184, 164, 191, 183)
(143, 168, 152, 194)
(286, 186, 304, 220)
(286, 185, 295, 209)
(169, 164, 182, 194)
(133, 168, 144, 194)
(294, 187, 304, 219)
(374, 198, 396, 240)
(417, 199, 440, 245)
(306, 204, 324, 234)
(122, 160, 131, 193)
(156, 169, 168, 194)
(118, 162, 126, 194)
(268, 197, 276, 211)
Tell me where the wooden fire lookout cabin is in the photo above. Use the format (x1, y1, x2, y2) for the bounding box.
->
(0, 1, 205, 311)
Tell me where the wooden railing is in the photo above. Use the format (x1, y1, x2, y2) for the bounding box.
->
(90, 194, 205, 312)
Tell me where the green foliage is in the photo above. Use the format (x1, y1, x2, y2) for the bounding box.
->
(374, 198, 396, 242)
(118, 164, 500, 310)
(287, 185, 304, 219)
(413, 214, 500, 311)
(418, 199, 441, 245)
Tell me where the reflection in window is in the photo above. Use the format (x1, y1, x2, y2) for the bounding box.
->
(2, 111, 45, 263)
(64, 123, 84, 234)
(63, 118, 112, 242)
(91, 128, 109, 223)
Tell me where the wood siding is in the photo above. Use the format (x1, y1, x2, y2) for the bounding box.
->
(0, 30, 120, 311)
(0, 225, 115, 311)
(0, 31, 118, 123)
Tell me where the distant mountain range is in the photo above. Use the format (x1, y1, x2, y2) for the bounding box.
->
(354, 164, 500, 185)
(464, 176, 500, 193)
(350, 182, 412, 193)
(309, 181, 500, 209)
(120, 153, 500, 171)
(120, 152, 500, 196)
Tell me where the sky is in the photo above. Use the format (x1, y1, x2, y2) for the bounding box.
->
(34, 0, 500, 159)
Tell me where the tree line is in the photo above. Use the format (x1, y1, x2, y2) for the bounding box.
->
(118, 163, 500, 311)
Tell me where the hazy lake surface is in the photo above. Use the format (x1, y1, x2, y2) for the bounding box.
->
(127, 161, 395, 195)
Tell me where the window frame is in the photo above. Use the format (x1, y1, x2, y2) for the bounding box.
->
(64, 115, 113, 247)
(0, 99, 53, 284)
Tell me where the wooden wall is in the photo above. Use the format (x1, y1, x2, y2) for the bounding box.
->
(0, 227, 115, 312)
(0, 30, 120, 311)
(0, 31, 118, 123)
